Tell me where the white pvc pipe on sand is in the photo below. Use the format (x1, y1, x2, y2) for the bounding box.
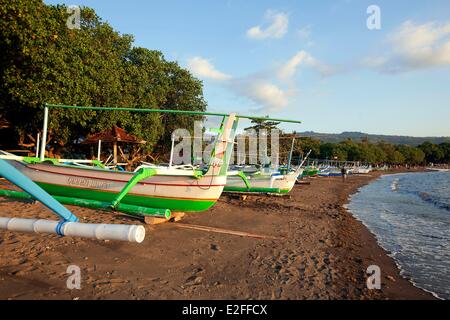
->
(0, 217, 146, 243)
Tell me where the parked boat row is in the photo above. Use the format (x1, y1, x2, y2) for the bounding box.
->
(1, 104, 384, 244)
(0, 104, 305, 242)
(292, 161, 375, 180)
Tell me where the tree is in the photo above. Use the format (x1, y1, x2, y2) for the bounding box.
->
(439, 142, 450, 163)
(391, 150, 405, 165)
(0, 1, 207, 161)
(418, 142, 445, 164)
(244, 119, 280, 134)
(378, 141, 399, 164)
(369, 144, 387, 164)
(320, 143, 347, 161)
(397, 145, 425, 165)
(339, 139, 361, 161)
(297, 137, 321, 159)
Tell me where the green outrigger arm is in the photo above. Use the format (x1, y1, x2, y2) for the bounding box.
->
(222, 186, 283, 194)
(0, 189, 171, 219)
(236, 171, 251, 189)
(225, 171, 284, 194)
(111, 168, 156, 209)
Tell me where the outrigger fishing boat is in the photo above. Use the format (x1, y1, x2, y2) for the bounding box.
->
(224, 168, 301, 194)
(0, 104, 301, 218)
(223, 148, 311, 195)
(302, 166, 319, 177)
(318, 166, 343, 177)
(351, 165, 372, 174)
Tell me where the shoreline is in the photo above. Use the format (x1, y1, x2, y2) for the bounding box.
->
(343, 169, 443, 300)
(337, 168, 436, 299)
(0, 168, 436, 299)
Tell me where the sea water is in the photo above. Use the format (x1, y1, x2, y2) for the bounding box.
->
(347, 171, 450, 299)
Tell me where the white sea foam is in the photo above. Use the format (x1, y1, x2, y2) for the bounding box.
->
(390, 178, 399, 191)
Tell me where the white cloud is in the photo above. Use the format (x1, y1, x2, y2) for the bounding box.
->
(187, 57, 232, 81)
(278, 50, 337, 81)
(365, 20, 450, 73)
(278, 51, 312, 80)
(236, 80, 289, 112)
(186, 56, 289, 111)
(186, 49, 339, 112)
(234, 50, 337, 111)
(246, 10, 288, 40)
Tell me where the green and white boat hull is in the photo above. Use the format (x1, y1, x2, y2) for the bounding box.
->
(224, 169, 301, 194)
(7, 161, 224, 212)
(2, 112, 239, 214)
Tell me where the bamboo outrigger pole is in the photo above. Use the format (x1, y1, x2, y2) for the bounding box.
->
(39, 103, 302, 164)
(43, 103, 303, 123)
(39, 103, 301, 160)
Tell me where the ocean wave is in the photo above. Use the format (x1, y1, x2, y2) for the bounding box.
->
(416, 192, 450, 212)
(390, 178, 399, 191)
(348, 172, 450, 299)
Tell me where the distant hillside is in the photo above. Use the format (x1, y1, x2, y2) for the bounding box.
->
(297, 131, 450, 146)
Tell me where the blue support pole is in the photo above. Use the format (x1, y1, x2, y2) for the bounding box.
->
(0, 159, 78, 222)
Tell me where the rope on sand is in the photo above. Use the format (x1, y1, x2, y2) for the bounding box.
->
(173, 223, 282, 240)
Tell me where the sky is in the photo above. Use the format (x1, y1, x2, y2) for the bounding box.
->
(45, 0, 450, 136)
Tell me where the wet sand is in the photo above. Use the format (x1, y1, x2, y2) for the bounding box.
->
(0, 170, 435, 300)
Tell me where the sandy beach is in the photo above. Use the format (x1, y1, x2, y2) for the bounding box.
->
(0, 169, 435, 300)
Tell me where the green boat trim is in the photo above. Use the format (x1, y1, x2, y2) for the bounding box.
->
(22, 156, 105, 168)
(0, 189, 171, 219)
(235, 171, 251, 189)
(35, 182, 217, 212)
(302, 168, 319, 177)
(223, 186, 290, 194)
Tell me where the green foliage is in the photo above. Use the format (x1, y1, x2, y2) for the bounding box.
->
(418, 142, 445, 164)
(244, 119, 281, 133)
(395, 145, 424, 165)
(296, 137, 321, 158)
(0, 0, 206, 155)
(439, 143, 450, 163)
(319, 143, 347, 161)
(281, 136, 446, 165)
